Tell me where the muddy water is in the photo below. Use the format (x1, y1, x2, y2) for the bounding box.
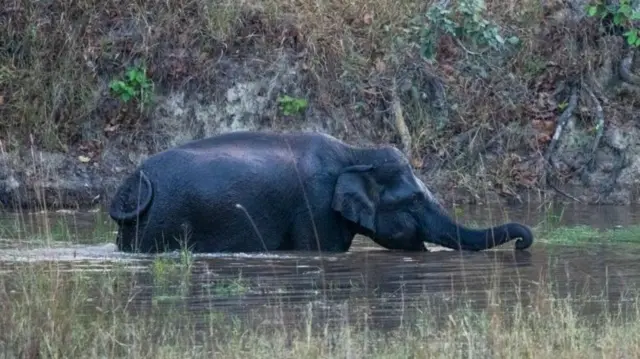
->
(1, 203, 640, 331)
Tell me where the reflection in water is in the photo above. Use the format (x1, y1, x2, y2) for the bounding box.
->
(0, 203, 640, 331)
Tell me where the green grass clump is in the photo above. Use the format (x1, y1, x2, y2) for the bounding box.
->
(538, 225, 640, 245)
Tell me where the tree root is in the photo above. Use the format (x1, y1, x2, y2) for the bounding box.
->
(541, 82, 606, 202)
(544, 86, 579, 165)
(620, 49, 640, 86)
(541, 86, 581, 201)
(583, 85, 605, 172)
(391, 78, 413, 161)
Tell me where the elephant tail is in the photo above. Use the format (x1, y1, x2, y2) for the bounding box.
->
(428, 213, 534, 251)
(109, 169, 154, 224)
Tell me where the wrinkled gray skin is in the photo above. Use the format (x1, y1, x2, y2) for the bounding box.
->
(109, 131, 534, 253)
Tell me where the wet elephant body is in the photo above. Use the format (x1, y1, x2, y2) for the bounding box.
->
(109, 131, 534, 253)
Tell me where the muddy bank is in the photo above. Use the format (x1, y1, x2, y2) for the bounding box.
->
(2, 86, 640, 211)
(1, 60, 640, 210)
(2, 0, 640, 211)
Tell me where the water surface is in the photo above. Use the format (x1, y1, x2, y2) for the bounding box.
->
(1, 203, 639, 331)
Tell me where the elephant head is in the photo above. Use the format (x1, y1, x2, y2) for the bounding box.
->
(331, 148, 533, 251)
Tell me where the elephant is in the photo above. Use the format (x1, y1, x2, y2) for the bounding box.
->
(108, 130, 534, 253)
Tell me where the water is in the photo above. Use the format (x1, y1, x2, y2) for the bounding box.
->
(1, 202, 640, 332)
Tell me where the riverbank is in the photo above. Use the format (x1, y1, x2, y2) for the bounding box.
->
(2, 0, 640, 211)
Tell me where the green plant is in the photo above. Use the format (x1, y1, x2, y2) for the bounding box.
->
(109, 65, 155, 108)
(587, 0, 640, 47)
(206, 276, 250, 297)
(151, 254, 193, 307)
(277, 95, 308, 116)
(421, 0, 519, 60)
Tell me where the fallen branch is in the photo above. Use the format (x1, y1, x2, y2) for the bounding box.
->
(547, 178, 583, 203)
(620, 49, 640, 85)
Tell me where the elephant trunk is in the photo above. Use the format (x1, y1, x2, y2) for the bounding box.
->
(422, 208, 534, 251)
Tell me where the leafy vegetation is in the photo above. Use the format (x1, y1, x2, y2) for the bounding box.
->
(421, 0, 520, 61)
(587, 0, 640, 47)
(277, 95, 309, 116)
(109, 65, 155, 109)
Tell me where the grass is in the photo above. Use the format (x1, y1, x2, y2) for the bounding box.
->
(1, 0, 630, 200)
(1, 233, 640, 358)
(531, 203, 640, 245)
(449, 202, 640, 246)
(0, 210, 117, 247)
(537, 225, 640, 245)
(1, 204, 640, 357)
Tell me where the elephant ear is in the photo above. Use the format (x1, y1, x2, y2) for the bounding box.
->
(331, 164, 380, 232)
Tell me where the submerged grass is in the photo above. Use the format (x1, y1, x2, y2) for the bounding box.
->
(0, 210, 117, 247)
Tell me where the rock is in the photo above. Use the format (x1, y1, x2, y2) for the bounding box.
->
(605, 126, 633, 150)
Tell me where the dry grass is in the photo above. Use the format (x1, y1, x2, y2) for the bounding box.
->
(1, 254, 640, 358)
(0, 0, 634, 198)
(2, 202, 640, 357)
(0, 0, 427, 146)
